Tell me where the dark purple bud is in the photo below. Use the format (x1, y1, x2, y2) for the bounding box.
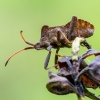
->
(46, 71, 77, 95)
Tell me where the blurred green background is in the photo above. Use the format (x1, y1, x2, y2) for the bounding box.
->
(0, 0, 100, 100)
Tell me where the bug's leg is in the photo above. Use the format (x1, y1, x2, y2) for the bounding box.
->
(20, 31, 35, 46)
(81, 41, 91, 49)
(54, 31, 61, 68)
(5, 46, 34, 66)
(58, 31, 72, 44)
(44, 45, 52, 69)
(44, 45, 62, 69)
(45, 64, 58, 70)
(55, 48, 60, 66)
(57, 31, 61, 46)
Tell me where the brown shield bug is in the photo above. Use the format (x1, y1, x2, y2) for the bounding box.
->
(5, 16, 94, 67)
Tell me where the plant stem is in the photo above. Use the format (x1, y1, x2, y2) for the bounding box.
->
(78, 97, 85, 100)
(77, 94, 85, 100)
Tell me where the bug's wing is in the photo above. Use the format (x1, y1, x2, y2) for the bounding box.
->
(76, 19, 94, 38)
(65, 19, 94, 39)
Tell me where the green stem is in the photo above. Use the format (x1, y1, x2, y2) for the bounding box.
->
(77, 94, 85, 100)
(78, 97, 85, 100)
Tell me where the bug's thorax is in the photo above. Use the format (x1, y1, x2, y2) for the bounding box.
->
(34, 28, 71, 50)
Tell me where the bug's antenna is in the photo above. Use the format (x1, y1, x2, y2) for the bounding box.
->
(5, 46, 34, 66)
(20, 31, 35, 46)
